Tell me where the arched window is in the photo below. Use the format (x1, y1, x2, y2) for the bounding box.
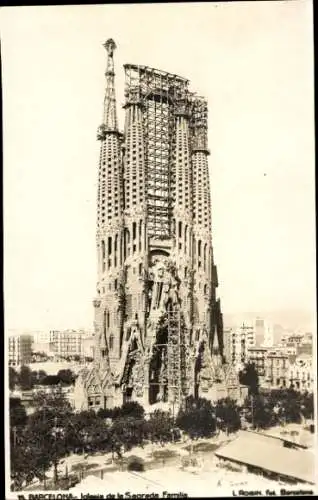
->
(107, 236, 112, 269)
(106, 311, 110, 329)
(109, 334, 114, 351)
(101, 240, 105, 272)
(103, 309, 107, 335)
(124, 228, 130, 259)
(178, 221, 182, 238)
(198, 240, 202, 267)
(171, 218, 176, 235)
(184, 225, 188, 253)
(203, 243, 207, 271)
(139, 220, 142, 251)
(114, 234, 118, 267)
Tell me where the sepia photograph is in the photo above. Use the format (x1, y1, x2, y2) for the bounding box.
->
(1, 1, 316, 498)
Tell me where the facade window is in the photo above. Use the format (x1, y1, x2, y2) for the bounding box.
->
(109, 335, 114, 350)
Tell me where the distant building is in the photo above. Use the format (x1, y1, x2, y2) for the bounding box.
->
(303, 332, 313, 343)
(297, 343, 312, 356)
(228, 323, 255, 371)
(254, 317, 266, 347)
(32, 331, 52, 355)
(282, 333, 303, 348)
(9, 334, 33, 367)
(82, 333, 95, 359)
(280, 332, 313, 357)
(223, 327, 233, 363)
(246, 346, 268, 385)
(272, 323, 285, 346)
(264, 348, 289, 389)
(262, 323, 274, 347)
(263, 346, 313, 393)
(49, 330, 84, 359)
(297, 332, 313, 356)
(288, 354, 313, 393)
(271, 345, 297, 356)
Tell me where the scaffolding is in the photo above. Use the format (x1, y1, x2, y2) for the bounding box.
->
(123, 64, 190, 239)
(166, 302, 188, 408)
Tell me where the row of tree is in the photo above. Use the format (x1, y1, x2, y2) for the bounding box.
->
(10, 391, 176, 490)
(10, 384, 314, 491)
(9, 366, 76, 391)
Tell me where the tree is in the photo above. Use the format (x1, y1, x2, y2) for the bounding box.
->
(264, 388, 303, 425)
(243, 394, 275, 430)
(239, 362, 259, 395)
(277, 389, 302, 424)
(118, 401, 145, 420)
(19, 365, 34, 391)
(32, 386, 73, 418)
(10, 396, 29, 487)
(214, 398, 241, 434)
(300, 391, 314, 420)
(10, 397, 28, 429)
(97, 407, 115, 419)
(97, 401, 145, 422)
(10, 390, 71, 490)
(41, 375, 61, 385)
(176, 396, 216, 439)
(28, 387, 74, 485)
(145, 410, 175, 445)
(69, 410, 110, 454)
(112, 415, 145, 452)
(36, 370, 48, 385)
(57, 369, 76, 385)
(9, 367, 19, 391)
(10, 431, 51, 491)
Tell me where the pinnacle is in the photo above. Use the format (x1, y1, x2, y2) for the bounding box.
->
(103, 38, 117, 56)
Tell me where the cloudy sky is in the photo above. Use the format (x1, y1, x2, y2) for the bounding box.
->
(1, 1, 315, 332)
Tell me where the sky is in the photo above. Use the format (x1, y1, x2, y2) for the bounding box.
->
(1, 1, 315, 332)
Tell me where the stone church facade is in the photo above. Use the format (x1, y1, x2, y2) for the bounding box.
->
(74, 39, 244, 412)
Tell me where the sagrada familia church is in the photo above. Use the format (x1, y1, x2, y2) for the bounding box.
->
(74, 39, 244, 412)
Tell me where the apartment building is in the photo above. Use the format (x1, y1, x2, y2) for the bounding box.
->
(264, 348, 289, 389)
(9, 334, 33, 367)
(49, 330, 84, 359)
(246, 346, 268, 385)
(228, 323, 255, 371)
(288, 354, 313, 392)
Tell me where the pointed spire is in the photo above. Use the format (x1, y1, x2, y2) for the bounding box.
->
(212, 323, 220, 354)
(100, 329, 107, 350)
(97, 38, 118, 139)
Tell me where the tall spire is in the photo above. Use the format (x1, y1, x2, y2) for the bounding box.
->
(97, 38, 118, 139)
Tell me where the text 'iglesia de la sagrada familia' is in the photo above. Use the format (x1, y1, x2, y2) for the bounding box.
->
(74, 39, 244, 412)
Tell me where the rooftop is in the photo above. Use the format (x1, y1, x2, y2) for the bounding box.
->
(215, 432, 315, 484)
(124, 63, 189, 83)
